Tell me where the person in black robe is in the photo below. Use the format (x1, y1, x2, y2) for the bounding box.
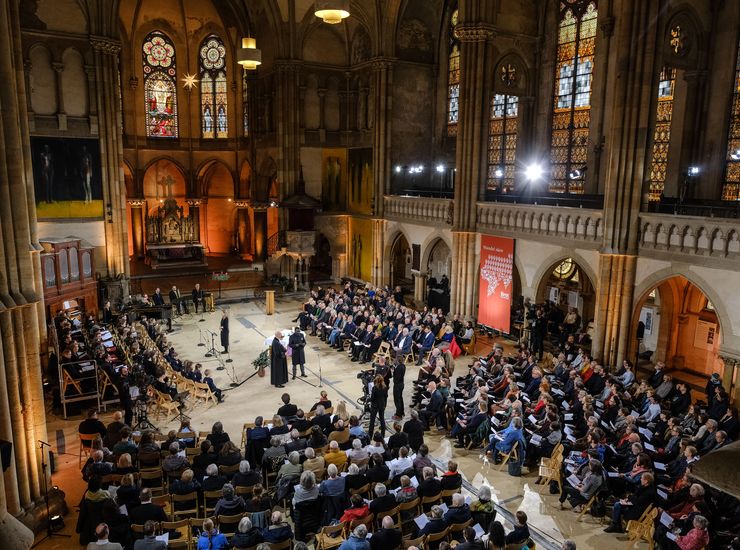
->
(271, 332, 289, 388)
(220, 310, 230, 353)
(288, 327, 307, 380)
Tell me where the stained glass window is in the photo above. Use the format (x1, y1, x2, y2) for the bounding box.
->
(199, 35, 228, 139)
(487, 94, 519, 192)
(447, 8, 460, 136)
(722, 40, 740, 201)
(550, 1, 597, 193)
(142, 31, 178, 138)
(648, 67, 676, 201)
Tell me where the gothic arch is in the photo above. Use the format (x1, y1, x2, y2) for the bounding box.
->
(529, 250, 598, 298)
(195, 158, 235, 197)
(492, 51, 531, 96)
(141, 157, 187, 199)
(420, 232, 453, 268)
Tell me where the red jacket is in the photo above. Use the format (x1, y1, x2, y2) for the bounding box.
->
(339, 505, 370, 524)
(677, 528, 709, 550)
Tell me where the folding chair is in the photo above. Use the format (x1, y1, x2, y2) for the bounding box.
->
(497, 441, 519, 471)
(420, 492, 442, 513)
(171, 491, 200, 520)
(217, 512, 245, 537)
(375, 505, 401, 530)
(447, 519, 472, 541)
(140, 468, 165, 495)
(403, 535, 426, 549)
(203, 490, 222, 517)
(315, 523, 346, 550)
(398, 497, 421, 535)
(78, 433, 99, 466)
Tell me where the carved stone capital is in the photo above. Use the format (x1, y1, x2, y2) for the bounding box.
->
(51, 62, 65, 74)
(234, 200, 250, 208)
(274, 59, 301, 73)
(454, 23, 495, 42)
(719, 354, 739, 368)
(370, 57, 395, 71)
(186, 198, 203, 207)
(90, 36, 122, 56)
(599, 16, 615, 38)
(127, 199, 145, 207)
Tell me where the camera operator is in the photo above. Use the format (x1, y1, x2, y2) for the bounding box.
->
(115, 366, 134, 426)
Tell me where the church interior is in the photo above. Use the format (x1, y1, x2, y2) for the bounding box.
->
(2, 0, 740, 549)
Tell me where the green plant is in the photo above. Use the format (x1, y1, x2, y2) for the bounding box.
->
(252, 349, 269, 370)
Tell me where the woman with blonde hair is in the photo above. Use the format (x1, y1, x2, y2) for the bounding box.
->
(196, 518, 228, 549)
(116, 453, 137, 474)
(270, 414, 288, 436)
(332, 400, 349, 423)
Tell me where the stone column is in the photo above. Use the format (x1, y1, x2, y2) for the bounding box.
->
(719, 354, 738, 404)
(0, 0, 55, 541)
(317, 88, 327, 131)
(358, 86, 369, 130)
(51, 61, 67, 130)
(274, 61, 301, 240)
(413, 273, 428, 304)
(371, 218, 387, 287)
(592, 0, 659, 368)
(235, 201, 251, 259)
(90, 37, 130, 280)
(185, 199, 202, 242)
(128, 199, 145, 259)
(449, 21, 493, 318)
(371, 58, 393, 206)
(254, 208, 268, 262)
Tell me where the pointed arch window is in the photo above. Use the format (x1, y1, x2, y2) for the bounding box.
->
(487, 94, 519, 192)
(447, 8, 460, 136)
(722, 39, 740, 201)
(199, 35, 228, 139)
(648, 67, 677, 201)
(550, 1, 597, 193)
(142, 31, 178, 138)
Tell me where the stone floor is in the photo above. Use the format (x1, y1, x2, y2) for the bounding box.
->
(36, 297, 636, 549)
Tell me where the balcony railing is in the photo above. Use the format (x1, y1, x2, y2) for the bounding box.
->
(639, 213, 740, 260)
(476, 202, 603, 246)
(383, 195, 453, 226)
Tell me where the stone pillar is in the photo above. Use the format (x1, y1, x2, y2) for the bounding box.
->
(51, 61, 66, 130)
(371, 218, 386, 287)
(90, 37, 129, 279)
(358, 86, 369, 130)
(413, 273, 428, 304)
(318, 88, 327, 131)
(254, 208, 268, 262)
(128, 199, 145, 259)
(275, 61, 301, 240)
(371, 58, 393, 208)
(719, 353, 738, 404)
(186, 199, 201, 242)
(592, 0, 659, 368)
(678, 71, 708, 200)
(0, 0, 55, 540)
(235, 202, 251, 259)
(449, 19, 493, 318)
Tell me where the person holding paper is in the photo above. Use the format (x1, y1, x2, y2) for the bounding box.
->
(558, 459, 604, 512)
(444, 493, 473, 540)
(658, 514, 709, 550)
(486, 417, 526, 464)
(419, 505, 448, 540)
(666, 484, 706, 521)
(455, 526, 486, 550)
(604, 472, 656, 533)
(132, 521, 165, 550)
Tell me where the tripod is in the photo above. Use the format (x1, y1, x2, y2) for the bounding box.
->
(32, 441, 70, 547)
(133, 396, 158, 432)
(204, 330, 219, 358)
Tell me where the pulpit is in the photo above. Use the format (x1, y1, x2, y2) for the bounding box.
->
(144, 197, 207, 269)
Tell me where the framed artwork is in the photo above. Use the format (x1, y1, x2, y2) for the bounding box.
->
(30, 137, 103, 220)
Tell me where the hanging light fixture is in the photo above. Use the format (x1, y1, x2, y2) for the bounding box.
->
(237, 37, 262, 70)
(314, 0, 350, 24)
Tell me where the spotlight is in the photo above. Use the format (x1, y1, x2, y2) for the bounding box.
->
(732, 149, 740, 161)
(568, 168, 584, 180)
(525, 163, 544, 182)
(269, 200, 278, 207)
(395, 165, 402, 173)
(688, 166, 700, 176)
(436, 164, 445, 173)
(494, 168, 504, 179)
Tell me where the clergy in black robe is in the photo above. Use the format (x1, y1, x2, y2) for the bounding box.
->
(288, 327, 307, 379)
(270, 332, 289, 388)
(220, 311, 229, 353)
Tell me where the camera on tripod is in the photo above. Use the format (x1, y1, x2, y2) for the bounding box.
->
(356, 369, 374, 412)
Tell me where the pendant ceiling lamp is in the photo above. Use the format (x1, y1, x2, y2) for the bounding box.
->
(314, 0, 350, 24)
(237, 37, 262, 70)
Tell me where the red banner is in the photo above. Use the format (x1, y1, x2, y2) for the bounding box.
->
(478, 235, 514, 333)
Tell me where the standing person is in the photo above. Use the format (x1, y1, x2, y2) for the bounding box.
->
(368, 375, 388, 438)
(40, 144, 54, 203)
(220, 310, 229, 354)
(80, 145, 94, 203)
(270, 332, 289, 388)
(392, 358, 406, 420)
(530, 308, 546, 360)
(192, 283, 205, 314)
(288, 327, 307, 380)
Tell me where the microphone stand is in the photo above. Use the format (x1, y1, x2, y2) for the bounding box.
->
(32, 441, 69, 547)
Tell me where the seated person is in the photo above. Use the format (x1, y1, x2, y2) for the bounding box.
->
(111, 427, 137, 456)
(213, 483, 246, 516)
(368, 482, 397, 516)
(292, 470, 320, 506)
(260, 511, 293, 543)
(217, 441, 243, 469)
(505, 511, 530, 546)
(444, 493, 472, 539)
(371, 516, 402, 550)
(244, 484, 272, 512)
(339, 524, 371, 550)
(308, 425, 328, 449)
(323, 440, 348, 471)
(347, 438, 370, 463)
(340, 493, 371, 523)
(277, 393, 298, 419)
(440, 460, 462, 491)
(232, 460, 261, 488)
(319, 464, 346, 497)
(395, 475, 418, 505)
(231, 517, 263, 549)
(128, 488, 167, 526)
(417, 466, 442, 499)
(366, 453, 390, 484)
(388, 446, 414, 480)
(275, 451, 302, 484)
(302, 447, 326, 479)
(419, 505, 448, 537)
(285, 429, 308, 454)
(162, 442, 190, 476)
(196, 518, 227, 550)
(345, 463, 369, 494)
(192, 440, 217, 481)
(201, 463, 227, 492)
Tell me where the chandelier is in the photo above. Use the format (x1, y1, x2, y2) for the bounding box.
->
(237, 37, 262, 70)
(314, 0, 350, 24)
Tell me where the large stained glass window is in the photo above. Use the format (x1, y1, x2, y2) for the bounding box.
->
(142, 31, 178, 138)
(447, 8, 460, 136)
(648, 67, 676, 201)
(550, 1, 597, 193)
(722, 40, 740, 201)
(487, 94, 519, 192)
(199, 35, 228, 139)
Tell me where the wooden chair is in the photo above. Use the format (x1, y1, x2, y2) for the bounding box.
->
(185, 447, 200, 458)
(439, 488, 457, 505)
(268, 539, 292, 550)
(315, 523, 346, 550)
(219, 463, 241, 478)
(161, 519, 190, 546)
(130, 523, 148, 537)
(403, 535, 426, 549)
(420, 492, 442, 512)
(349, 483, 371, 498)
(447, 519, 472, 541)
(462, 334, 476, 356)
(398, 497, 421, 535)
(217, 512, 245, 537)
(152, 493, 171, 517)
(140, 468, 165, 495)
(375, 505, 402, 530)
(171, 492, 200, 520)
(78, 433, 99, 466)
(62, 367, 83, 397)
(372, 342, 391, 363)
(197, 431, 211, 443)
(137, 451, 162, 469)
(626, 505, 658, 549)
(193, 381, 218, 407)
(203, 490, 222, 516)
(154, 391, 181, 422)
(576, 493, 599, 522)
(348, 514, 374, 533)
(425, 528, 450, 547)
(537, 452, 562, 494)
(101, 473, 123, 487)
(497, 441, 519, 471)
(240, 422, 256, 450)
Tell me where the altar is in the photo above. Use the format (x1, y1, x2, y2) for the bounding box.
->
(144, 196, 208, 269)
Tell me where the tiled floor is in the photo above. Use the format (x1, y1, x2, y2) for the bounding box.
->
(37, 297, 635, 549)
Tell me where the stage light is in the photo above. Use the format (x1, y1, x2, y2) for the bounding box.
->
(395, 165, 402, 173)
(525, 163, 543, 182)
(568, 168, 584, 180)
(494, 168, 504, 179)
(314, 0, 350, 24)
(688, 165, 700, 176)
(732, 149, 740, 161)
(436, 164, 445, 173)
